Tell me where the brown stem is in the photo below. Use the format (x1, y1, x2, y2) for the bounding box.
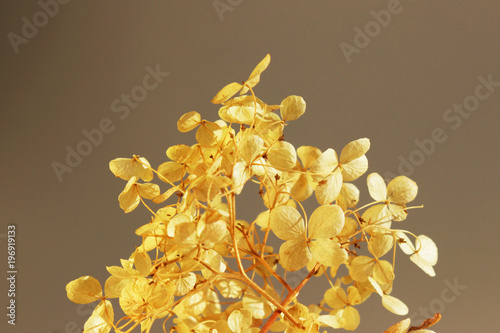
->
(260, 262, 321, 333)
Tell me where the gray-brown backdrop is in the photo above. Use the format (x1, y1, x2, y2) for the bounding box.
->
(1, 1, 499, 332)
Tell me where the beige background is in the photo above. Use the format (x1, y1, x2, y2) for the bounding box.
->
(1, 1, 499, 332)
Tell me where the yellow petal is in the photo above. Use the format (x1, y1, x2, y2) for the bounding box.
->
(280, 95, 306, 121)
(196, 121, 222, 147)
(367, 173, 388, 201)
(308, 204, 345, 239)
(410, 253, 436, 277)
(290, 173, 314, 202)
(83, 313, 109, 333)
(177, 111, 201, 132)
(324, 286, 348, 309)
(279, 239, 310, 271)
(387, 176, 418, 204)
(336, 183, 360, 211)
(109, 156, 153, 182)
(137, 182, 160, 200)
(211, 82, 243, 104)
(103, 276, 128, 298)
(267, 141, 297, 170)
(228, 309, 252, 331)
(239, 134, 264, 165)
(270, 205, 305, 241)
(315, 170, 343, 205)
(348, 256, 375, 282)
(297, 146, 322, 168)
(382, 295, 408, 315)
(118, 177, 140, 213)
(66, 276, 102, 304)
(339, 138, 370, 164)
(219, 105, 256, 125)
(384, 318, 411, 333)
(166, 144, 193, 163)
(341, 155, 368, 181)
(309, 238, 348, 267)
(310, 148, 338, 182)
(369, 232, 394, 258)
(158, 161, 184, 183)
(340, 306, 360, 331)
(132, 250, 151, 277)
(415, 235, 438, 265)
(240, 54, 271, 94)
(215, 279, 246, 299)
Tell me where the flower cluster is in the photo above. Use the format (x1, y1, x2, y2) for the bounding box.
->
(66, 54, 439, 333)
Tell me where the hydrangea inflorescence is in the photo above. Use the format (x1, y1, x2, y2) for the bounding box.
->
(66, 54, 440, 333)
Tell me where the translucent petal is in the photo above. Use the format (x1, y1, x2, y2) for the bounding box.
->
(387, 176, 418, 204)
(336, 183, 360, 211)
(215, 279, 246, 298)
(104, 276, 128, 298)
(177, 111, 201, 132)
(239, 134, 264, 165)
(310, 238, 348, 267)
(158, 162, 184, 183)
(290, 173, 314, 202)
(395, 231, 415, 255)
(219, 105, 255, 125)
(317, 314, 343, 329)
(268, 141, 297, 170)
(339, 138, 370, 164)
(211, 82, 243, 104)
(315, 170, 343, 205)
(410, 254, 436, 277)
(382, 295, 409, 315)
(367, 173, 387, 201)
(341, 155, 368, 182)
(66, 276, 102, 304)
(384, 318, 411, 333)
(240, 53, 271, 94)
(372, 260, 395, 284)
(232, 161, 250, 195)
(340, 306, 360, 331)
(166, 144, 193, 163)
(279, 239, 310, 271)
(308, 204, 345, 239)
(324, 286, 347, 309)
(118, 177, 139, 213)
(348, 256, 375, 282)
(280, 95, 306, 121)
(270, 205, 305, 241)
(362, 204, 392, 228)
(228, 309, 252, 331)
(254, 210, 270, 230)
(137, 183, 160, 200)
(310, 148, 338, 182)
(242, 292, 270, 319)
(415, 235, 438, 265)
(297, 146, 322, 168)
(347, 286, 362, 304)
(367, 277, 384, 296)
(368, 232, 394, 258)
(196, 121, 222, 147)
(109, 156, 153, 182)
(83, 313, 109, 333)
(132, 250, 151, 277)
